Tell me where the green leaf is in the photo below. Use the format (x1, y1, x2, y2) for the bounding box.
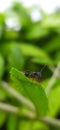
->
(0, 111, 7, 127)
(19, 120, 49, 130)
(20, 43, 50, 58)
(20, 44, 53, 65)
(0, 54, 4, 80)
(32, 57, 53, 65)
(0, 43, 24, 71)
(0, 44, 10, 57)
(19, 120, 32, 130)
(32, 121, 49, 130)
(25, 22, 49, 39)
(0, 13, 5, 25)
(43, 35, 60, 52)
(55, 51, 60, 63)
(41, 78, 60, 117)
(7, 114, 18, 130)
(48, 78, 60, 117)
(20, 43, 46, 57)
(10, 67, 48, 117)
(12, 2, 31, 27)
(42, 13, 60, 29)
(4, 29, 18, 40)
(8, 44, 24, 70)
(0, 87, 6, 101)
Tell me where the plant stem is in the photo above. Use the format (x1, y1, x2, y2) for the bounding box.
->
(0, 102, 60, 127)
(39, 116, 60, 127)
(1, 81, 35, 111)
(0, 102, 18, 114)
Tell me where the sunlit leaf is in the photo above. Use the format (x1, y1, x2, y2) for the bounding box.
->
(10, 67, 48, 116)
(32, 121, 49, 130)
(0, 13, 5, 25)
(42, 14, 60, 29)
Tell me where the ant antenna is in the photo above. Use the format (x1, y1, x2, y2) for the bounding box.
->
(40, 65, 47, 73)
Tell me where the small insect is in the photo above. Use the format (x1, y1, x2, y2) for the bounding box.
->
(24, 71, 41, 82)
(24, 65, 46, 82)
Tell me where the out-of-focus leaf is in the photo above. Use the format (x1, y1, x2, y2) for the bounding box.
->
(42, 14, 60, 29)
(40, 77, 60, 117)
(0, 87, 6, 101)
(10, 67, 48, 117)
(25, 22, 49, 39)
(0, 13, 5, 39)
(4, 29, 19, 40)
(12, 2, 31, 27)
(0, 44, 10, 57)
(48, 78, 60, 117)
(19, 120, 32, 130)
(20, 43, 51, 58)
(7, 114, 17, 130)
(23, 12, 60, 40)
(0, 43, 24, 70)
(8, 43, 24, 70)
(32, 121, 49, 130)
(43, 35, 60, 52)
(0, 13, 5, 25)
(19, 120, 49, 130)
(40, 79, 49, 89)
(20, 44, 54, 65)
(20, 43, 46, 57)
(32, 56, 53, 65)
(55, 51, 60, 63)
(0, 54, 4, 80)
(0, 111, 7, 127)
(41, 77, 60, 117)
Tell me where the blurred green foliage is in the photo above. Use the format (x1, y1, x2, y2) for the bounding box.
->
(0, 2, 60, 130)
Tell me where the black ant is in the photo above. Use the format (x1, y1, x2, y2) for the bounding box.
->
(24, 71, 41, 82)
(24, 65, 46, 82)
